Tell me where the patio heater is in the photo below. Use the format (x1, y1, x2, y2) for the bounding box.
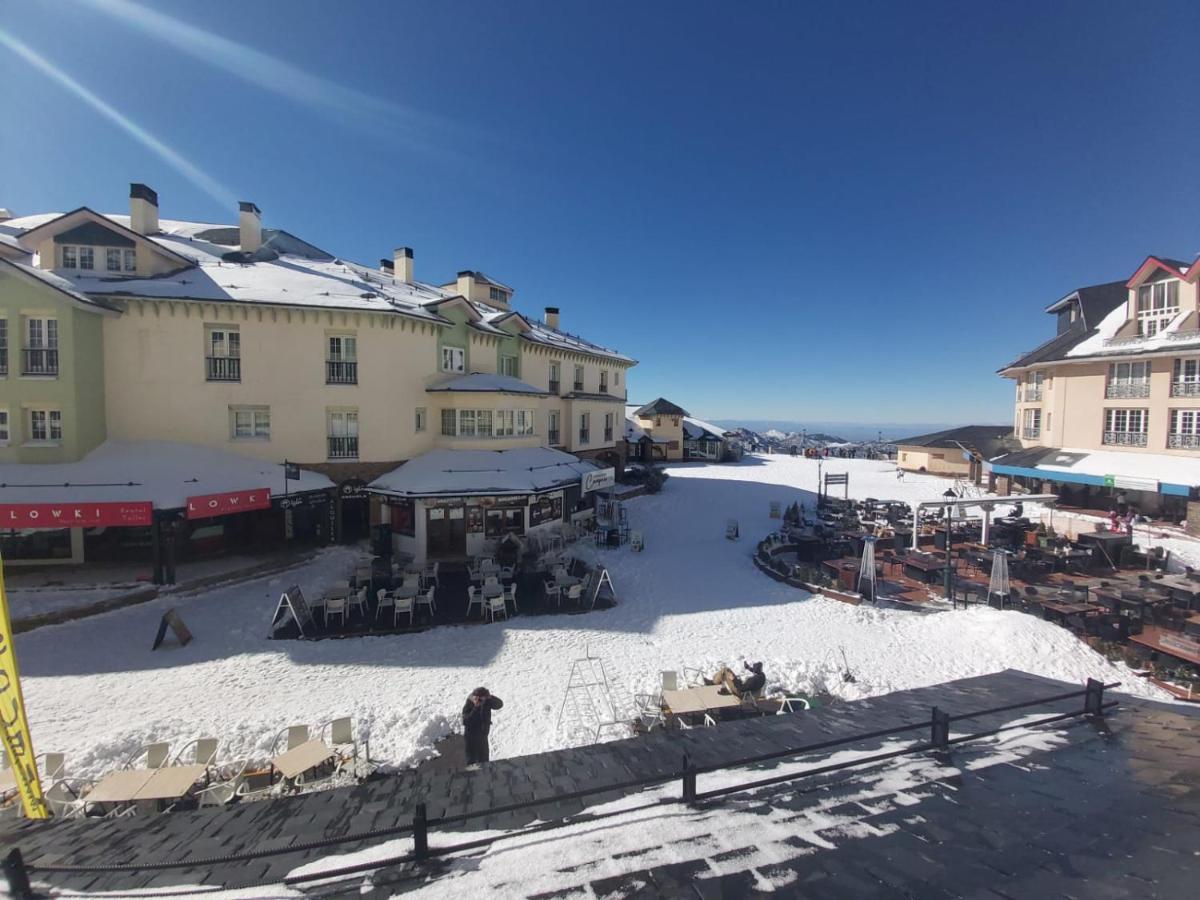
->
(942, 489, 956, 603)
(857, 535, 878, 604)
(988, 549, 1011, 609)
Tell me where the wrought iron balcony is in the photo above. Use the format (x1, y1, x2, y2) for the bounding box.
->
(579, 429, 590, 444)
(1103, 431, 1148, 447)
(205, 356, 241, 382)
(549, 380, 560, 394)
(548, 429, 560, 445)
(604, 427, 614, 442)
(1105, 381, 1150, 399)
(573, 381, 585, 392)
(1168, 433, 1200, 449)
(1022, 427, 1040, 440)
(327, 435, 359, 459)
(1171, 381, 1200, 397)
(326, 359, 358, 384)
(21, 348, 58, 376)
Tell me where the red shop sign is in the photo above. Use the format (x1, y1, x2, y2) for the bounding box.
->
(0, 501, 154, 529)
(186, 488, 272, 520)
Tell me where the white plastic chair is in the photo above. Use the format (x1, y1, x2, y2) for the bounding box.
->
(505, 583, 519, 613)
(484, 575, 500, 593)
(124, 742, 170, 770)
(285, 725, 309, 751)
(634, 694, 666, 731)
(422, 561, 440, 588)
(487, 595, 508, 622)
(324, 597, 347, 628)
(776, 696, 811, 715)
(466, 586, 485, 619)
(348, 586, 368, 619)
(37, 752, 66, 782)
(172, 738, 218, 767)
(416, 584, 437, 618)
(402, 573, 420, 591)
(375, 588, 395, 623)
(567, 583, 584, 605)
(661, 671, 679, 692)
(394, 595, 414, 628)
(543, 580, 562, 607)
(322, 717, 359, 775)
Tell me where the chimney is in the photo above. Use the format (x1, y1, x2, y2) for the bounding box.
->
(129, 183, 159, 235)
(545, 307, 560, 330)
(379, 258, 394, 274)
(0, 208, 12, 222)
(238, 201, 262, 253)
(394, 247, 414, 282)
(456, 270, 475, 298)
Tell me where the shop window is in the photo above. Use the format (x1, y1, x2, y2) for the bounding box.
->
(485, 507, 525, 537)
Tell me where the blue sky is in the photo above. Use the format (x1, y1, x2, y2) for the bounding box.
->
(3, 1, 1199, 426)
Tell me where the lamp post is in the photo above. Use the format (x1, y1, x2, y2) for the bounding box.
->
(942, 488, 956, 604)
(817, 454, 824, 510)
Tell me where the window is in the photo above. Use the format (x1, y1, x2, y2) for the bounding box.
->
(28, 409, 62, 443)
(327, 409, 359, 459)
(548, 409, 560, 445)
(579, 412, 590, 444)
(326, 334, 358, 384)
(458, 409, 477, 437)
(494, 409, 514, 437)
(415, 407, 427, 432)
(599, 371, 608, 393)
(62, 246, 76, 269)
(441, 408, 536, 438)
(477, 409, 494, 436)
(230, 406, 270, 440)
(441, 409, 457, 436)
(489, 286, 507, 304)
(124, 249, 136, 272)
(549, 361, 561, 393)
(1022, 371, 1044, 402)
(0, 318, 7, 377)
(78, 247, 94, 270)
(1022, 408, 1041, 440)
(1106, 361, 1150, 399)
(1137, 280, 1180, 336)
(106, 248, 122, 272)
(485, 507, 524, 537)
(500, 354, 518, 377)
(1103, 408, 1149, 447)
(206, 326, 241, 381)
(573, 365, 584, 392)
(441, 345, 465, 373)
(516, 409, 535, 436)
(0, 408, 8, 444)
(1172, 358, 1200, 397)
(22, 317, 58, 376)
(1169, 410, 1200, 448)
(604, 412, 614, 442)
(1045, 412, 1051, 434)
(614, 370, 620, 387)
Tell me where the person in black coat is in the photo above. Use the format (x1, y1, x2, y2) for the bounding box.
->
(462, 687, 504, 766)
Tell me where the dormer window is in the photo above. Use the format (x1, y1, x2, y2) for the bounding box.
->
(489, 286, 508, 304)
(1137, 280, 1179, 336)
(60, 245, 94, 270)
(105, 248, 136, 273)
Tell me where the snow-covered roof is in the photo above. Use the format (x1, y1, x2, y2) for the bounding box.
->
(683, 416, 732, 441)
(1036, 447, 1200, 487)
(426, 373, 549, 395)
(367, 447, 599, 498)
(0, 257, 120, 312)
(1065, 300, 1200, 358)
(1, 211, 636, 364)
(623, 410, 671, 443)
(0, 441, 333, 510)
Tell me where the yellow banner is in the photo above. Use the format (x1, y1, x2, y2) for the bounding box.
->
(0, 552, 48, 818)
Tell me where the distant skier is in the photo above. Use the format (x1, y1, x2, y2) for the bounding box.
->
(896, 468, 905, 481)
(462, 687, 504, 766)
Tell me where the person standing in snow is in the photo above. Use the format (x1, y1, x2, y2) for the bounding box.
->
(462, 687, 503, 766)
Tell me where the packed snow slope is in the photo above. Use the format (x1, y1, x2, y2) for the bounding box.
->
(14, 455, 1171, 779)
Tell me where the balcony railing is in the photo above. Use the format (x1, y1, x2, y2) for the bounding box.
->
(1168, 433, 1200, 449)
(0, 351, 7, 377)
(573, 381, 584, 392)
(579, 429, 590, 445)
(206, 356, 241, 382)
(548, 429, 560, 445)
(548, 380, 560, 395)
(1103, 431, 1148, 447)
(599, 383, 609, 394)
(1022, 427, 1041, 440)
(21, 348, 58, 376)
(1022, 388, 1043, 402)
(604, 427, 614, 442)
(327, 435, 359, 459)
(1171, 381, 1200, 397)
(326, 359, 358, 384)
(1105, 381, 1150, 399)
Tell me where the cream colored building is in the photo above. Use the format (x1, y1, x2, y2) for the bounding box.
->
(996, 255, 1200, 517)
(628, 398, 688, 461)
(0, 184, 634, 562)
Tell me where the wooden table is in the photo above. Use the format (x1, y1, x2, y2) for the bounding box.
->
(87, 769, 157, 804)
(902, 554, 948, 584)
(272, 740, 335, 780)
(136, 765, 208, 801)
(661, 685, 743, 716)
(1039, 599, 1102, 619)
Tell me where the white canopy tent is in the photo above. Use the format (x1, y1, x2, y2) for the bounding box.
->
(906, 494, 1059, 550)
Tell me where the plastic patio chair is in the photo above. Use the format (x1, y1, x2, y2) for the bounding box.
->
(505, 583, 519, 613)
(348, 586, 368, 619)
(466, 586, 485, 619)
(172, 738, 218, 767)
(487, 595, 508, 622)
(661, 671, 679, 692)
(543, 580, 562, 607)
(415, 585, 437, 618)
(37, 752, 66, 782)
(324, 597, 347, 629)
(375, 589, 395, 623)
(124, 742, 170, 770)
(394, 596, 415, 628)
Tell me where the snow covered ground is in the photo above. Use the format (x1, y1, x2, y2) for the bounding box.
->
(13, 455, 1175, 783)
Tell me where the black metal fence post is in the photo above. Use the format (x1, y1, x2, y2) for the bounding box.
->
(3, 848, 34, 899)
(412, 803, 428, 861)
(1084, 678, 1105, 717)
(682, 754, 697, 805)
(930, 706, 950, 752)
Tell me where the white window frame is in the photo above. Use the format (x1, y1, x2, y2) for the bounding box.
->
(500, 354, 518, 377)
(230, 405, 270, 440)
(458, 409, 477, 437)
(27, 408, 62, 444)
(548, 409, 560, 443)
(494, 409, 515, 437)
(441, 345, 465, 373)
(25, 316, 58, 350)
(489, 286, 507, 304)
(61, 246, 76, 269)
(207, 325, 240, 359)
(415, 407, 427, 432)
(1022, 408, 1041, 437)
(579, 412, 590, 444)
(599, 370, 608, 393)
(516, 409, 535, 436)
(1137, 280, 1180, 336)
(327, 333, 357, 361)
(573, 365, 585, 390)
(1170, 409, 1200, 437)
(549, 361, 560, 385)
(78, 246, 94, 271)
(106, 248, 122, 272)
(441, 409, 456, 436)
(326, 408, 359, 458)
(123, 248, 136, 272)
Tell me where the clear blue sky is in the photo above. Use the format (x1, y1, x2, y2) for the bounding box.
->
(3, 1, 1199, 426)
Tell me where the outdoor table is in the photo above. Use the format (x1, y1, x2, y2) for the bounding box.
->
(555, 573, 581, 588)
(135, 765, 208, 802)
(661, 685, 743, 716)
(902, 554, 948, 584)
(322, 583, 351, 602)
(87, 769, 158, 805)
(394, 583, 420, 601)
(1039, 599, 1102, 620)
(1153, 574, 1200, 609)
(272, 740, 336, 780)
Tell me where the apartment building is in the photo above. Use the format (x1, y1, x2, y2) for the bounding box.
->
(0, 184, 634, 567)
(995, 255, 1200, 518)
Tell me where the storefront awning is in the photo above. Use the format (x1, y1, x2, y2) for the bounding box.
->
(990, 446, 1200, 497)
(0, 440, 334, 522)
(367, 447, 600, 499)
